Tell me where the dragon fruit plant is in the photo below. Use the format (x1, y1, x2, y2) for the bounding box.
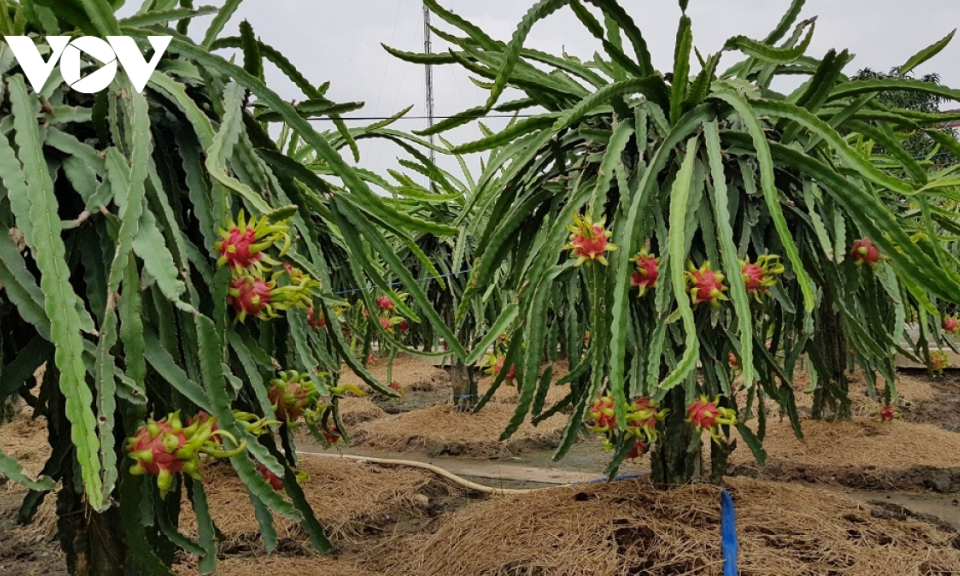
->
(0, 2, 465, 573)
(397, 0, 960, 486)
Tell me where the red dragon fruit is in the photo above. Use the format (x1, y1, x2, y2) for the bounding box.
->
(878, 404, 900, 423)
(377, 295, 396, 311)
(268, 371, 317, 423)
(379, 316, 394, 332)
(685, 262, 728, 307)
(627, 440, 649, 459)
(686, 395, 737, 443)
(851, 238, 881, 266)
(484, 354, 516, 384)
(625, 397, 667, 443)
(630, 250, 660, 296)
(228, 275, 273, 321)
(740, 255, 784, 299)
(565, 213, 618, 266)
(256, 463, 285, 491)
(399, 319, 410, 332)
(389, 381, 403, 393)
(215, 210, 290, 271)
(307, 307, 326, 329)
(128, 411, 243, 498)
(930, 351, 950, 374)
(728, 353, 739, 369)
(943, 316, 960, 335)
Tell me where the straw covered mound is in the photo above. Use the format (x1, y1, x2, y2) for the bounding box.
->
(337, 396, 386, 426)
(731, 417, 960, 492)
(387, 477, 960, 576)
(0, 413, 50, 484)
(174, 555, 381, 576)
(351, 403, 568, 458)
(477, 359, 572, 406)
(179, 454, 464, 551)
(339, 354, 450, 392)
(786, 369, 938, 418)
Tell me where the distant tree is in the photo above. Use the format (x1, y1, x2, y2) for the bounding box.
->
(853, 67, 957, 166)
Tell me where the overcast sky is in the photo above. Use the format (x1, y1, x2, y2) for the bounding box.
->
(140, 1, 960, 184)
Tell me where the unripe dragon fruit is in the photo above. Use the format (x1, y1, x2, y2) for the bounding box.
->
(565, 213, 618, 266)
(625, 397, 667, 443)
(686, 395, 737, 443)
(943, 316, 960, 335)
(256, 463, 285, 491)
(587, 394, 617, 433)
(685, 262, 728, 307)
(851, 238, 881, 266)
(268, 371, 318, 423)
(127, 411, 243, 498)
(215, 210, 290, 272)
(630, 250, 660, 296)
(930, 351, 950, 374)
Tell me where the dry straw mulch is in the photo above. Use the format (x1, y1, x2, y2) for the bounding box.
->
(174, 555, 381, 576)
(351, 403, 568, 458)
(179, 454, 458, 551)
(337, 397, 386, 426)
(339, 354, 450, 392)
(387, 477, 960, 576)
(476, 359, 572, 407)
(732, 417, 960, 470)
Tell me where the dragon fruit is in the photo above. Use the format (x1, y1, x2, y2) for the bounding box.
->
(483, 354, 516, 384)
(728, 353, 739, 369)
(930, 351, 950, 374)
(215, 210, 290, 272)
(307, 307, 326, 329)
(565, 213, 618, 266)
(624, 397, 667, 443)
(127, 411, 243, 498)
(389, 381, 403, 393)
(379, 316, 395, 332)
(943, 316, 960, 335)
(268, 371, 318, 423)
(257, 463, 285, 491)
(685, 262, 728, 307)
(851, 238, 881, 266)
(627, 440, 649, 459)
(377, 295, 395, 312)
(587, 394, 617, 433)
(686, 395, 737, 443)
(630, 250, 660, 296)
(398, 319, 410, 332)
(740, 254, 784, 299)
(228, 268, 318, 322)
(878, 404, 900, 423)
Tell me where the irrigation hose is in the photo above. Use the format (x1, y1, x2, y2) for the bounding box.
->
(300, 451, 538, 495)
(299, 451, 646, 496)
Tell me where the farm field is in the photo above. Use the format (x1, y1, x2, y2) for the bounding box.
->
(4, 356, 960, 576)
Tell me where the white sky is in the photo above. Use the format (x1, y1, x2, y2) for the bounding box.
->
(129, 1, 960, 185)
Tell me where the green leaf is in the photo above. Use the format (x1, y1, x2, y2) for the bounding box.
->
(583, 0, 654, 76)
(451, 115, 558, 154)
(202, 0, 240, 47)
(465, 303, 519, 365)
(486, 0, 570, 110)
(724, 20, 814, 64)
(713, 90, 816, 313)
(899, 28, 956, 75)
(763, 0, 806, 44)
(77, 0, 122, 36)
(554, 77, 667, 131)
(8, 76, 102, 508)
(239, 20, 263, 80)
(704, 120, 753, 390)
(670, 15, 693, 125)
(0, 447, 54, 491)
(660, 136, 701, 392)
(119, 6, 217, 26)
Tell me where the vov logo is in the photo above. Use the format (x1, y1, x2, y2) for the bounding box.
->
(3, 36, 172, 94)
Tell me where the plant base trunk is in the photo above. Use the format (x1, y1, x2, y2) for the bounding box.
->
(57, 471, 127, 576)
(449, 363, 477, 412)
(812, 297, 851, 421)
(650, 388, 701, 488)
